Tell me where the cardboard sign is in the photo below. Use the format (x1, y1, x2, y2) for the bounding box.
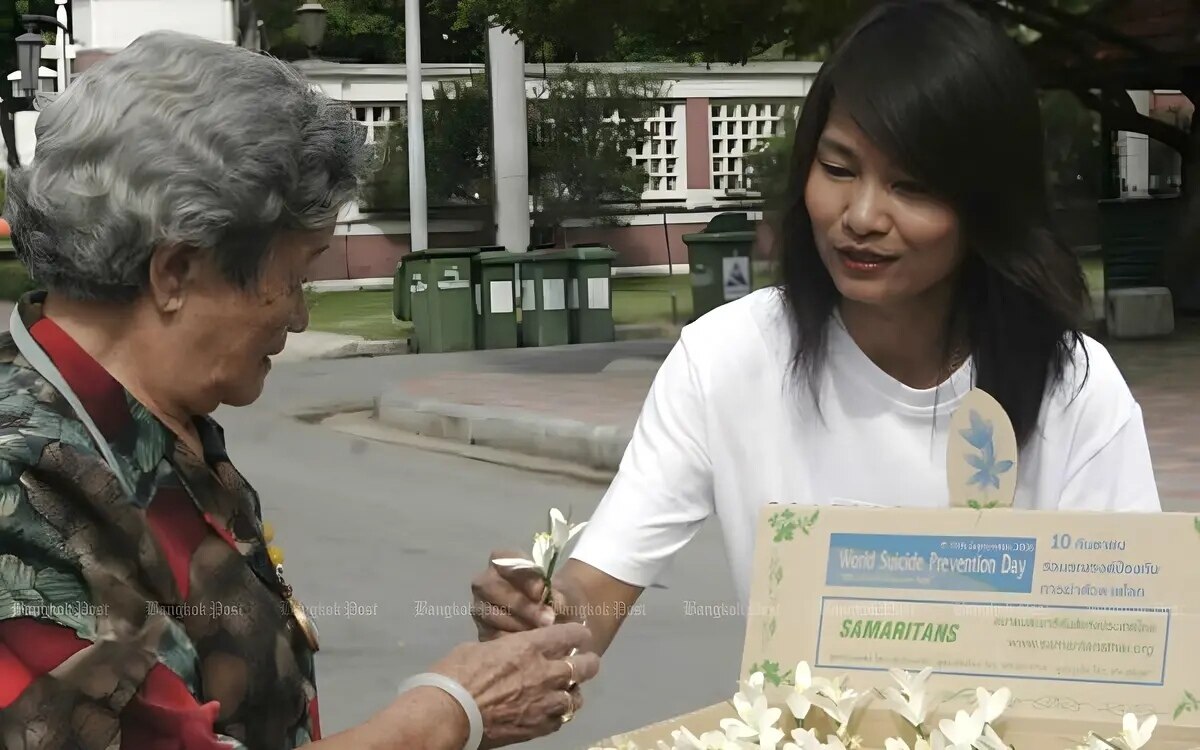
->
(587, 506, 1200, 749)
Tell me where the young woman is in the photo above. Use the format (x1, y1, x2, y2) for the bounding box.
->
(471, 0, 1160, 656)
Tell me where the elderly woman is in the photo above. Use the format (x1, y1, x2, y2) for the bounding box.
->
(0, 31, 597, 750)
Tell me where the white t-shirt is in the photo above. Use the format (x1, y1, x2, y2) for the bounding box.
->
(569, 287, 1161, 608)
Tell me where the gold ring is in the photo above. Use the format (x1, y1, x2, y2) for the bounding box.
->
(560, 690, 575, 723)
(565, 657, 577, 688)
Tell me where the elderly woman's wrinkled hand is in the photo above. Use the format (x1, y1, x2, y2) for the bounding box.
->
(431, 621, 600, 748)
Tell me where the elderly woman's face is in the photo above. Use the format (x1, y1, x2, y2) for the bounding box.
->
(164, 228, 332, 411)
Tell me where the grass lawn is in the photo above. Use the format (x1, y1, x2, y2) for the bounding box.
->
(306, 290, 413, 341)
(612, 275, 693, 325)
(611, 264, 780, 325)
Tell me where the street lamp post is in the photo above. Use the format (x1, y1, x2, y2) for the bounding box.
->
(16, 15, 70, 101)
(295, 3, 327, 58)
(16, 26, 43, 99)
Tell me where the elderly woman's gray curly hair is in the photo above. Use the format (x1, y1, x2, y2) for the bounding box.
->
(3, 30, 374, 302)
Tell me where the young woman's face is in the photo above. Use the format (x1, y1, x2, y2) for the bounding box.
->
(805, 103, 964, 311)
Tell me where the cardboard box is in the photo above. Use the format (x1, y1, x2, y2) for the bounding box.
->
(587, 506, 1200, 749)
(585, 391, 1200, 749)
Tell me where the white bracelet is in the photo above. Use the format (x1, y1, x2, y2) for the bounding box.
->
(397, 672, 484, 750)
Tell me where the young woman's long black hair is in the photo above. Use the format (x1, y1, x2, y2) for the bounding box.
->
(777, 0, 1090, 448)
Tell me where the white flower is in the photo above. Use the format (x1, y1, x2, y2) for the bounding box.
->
(493, 508, 587, 578)
(785, 728, 824, 750)
(824, 735, 848, 750)
(973, 688, 1011, 724)
(974, 724, 1011, 750)
(492, 532, 555, 575)
(671, 727, 754, 750)
(810, 676, 863, 731)
(885, 738, 932, 750)
(722, 673, 784, 749)
(881, 685, 929, 728)
(787, 662, 815, 721)
(549, 507, 587, 548)
(889, 668, 933, 698)
(1119, 713, 1157, 750)
(938, 710, 985, 750)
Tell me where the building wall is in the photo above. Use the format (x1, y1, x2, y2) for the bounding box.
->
(297, 61, 818, 278)
(70, 0, 236, 49)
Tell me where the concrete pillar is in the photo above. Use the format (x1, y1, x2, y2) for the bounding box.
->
(406, 0, 428, 252)
(685, 97, 712, 205)
(1119, 90, 1152, 197)
(487, 24, 530, 254)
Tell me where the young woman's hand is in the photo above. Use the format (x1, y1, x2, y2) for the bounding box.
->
(470, 549, 589, 640)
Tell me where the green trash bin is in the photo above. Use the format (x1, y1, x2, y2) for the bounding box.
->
(393, 259, 413, 321)
(681, 212, 757, 319)
(472, 248, 521, 350)
(566, 244, 617, 344)
(408, 247, 481, 353)
(518, 249, 571, 347)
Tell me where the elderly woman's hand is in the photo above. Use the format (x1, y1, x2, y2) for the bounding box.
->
(431, 621, 599, 748)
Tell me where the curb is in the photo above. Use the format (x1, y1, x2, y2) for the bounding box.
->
(375, 388, 632, 471)
(310, 338, 411, 360)
(615, 323, 681, 341)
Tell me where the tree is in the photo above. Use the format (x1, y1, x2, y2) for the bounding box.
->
(257, 0, 484, 63)
(446, 0, 837, 64)
(525, 66, 664, 243)
(456, 0, 1200, 305)
(364, 76, 493, 213)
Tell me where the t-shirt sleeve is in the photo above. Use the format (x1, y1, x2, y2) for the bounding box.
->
(1057, 401, 1161, 512)
(569, 334, 716, 588)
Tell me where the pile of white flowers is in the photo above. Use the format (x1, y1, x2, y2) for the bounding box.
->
(588, 663, 1158, 750)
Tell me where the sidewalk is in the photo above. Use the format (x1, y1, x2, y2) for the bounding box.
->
(375, 320, 1200, 511)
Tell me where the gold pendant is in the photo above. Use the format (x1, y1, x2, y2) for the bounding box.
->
(276, 563, 320, 652)
(287, 594, 321, 652)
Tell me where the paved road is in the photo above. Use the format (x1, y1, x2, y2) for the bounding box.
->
(217, 345, 738, 749)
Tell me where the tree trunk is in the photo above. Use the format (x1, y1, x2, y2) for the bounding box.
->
(0, 102, 18, 169)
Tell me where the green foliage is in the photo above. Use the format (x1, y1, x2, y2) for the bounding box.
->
(525, 66, 663, 236)
(746, 659, 793, 687)
(259, 0, 484, 63)
(1040, 90, 1102, 204)
(767, 508, 819, 542)
(1175, 690, 1200, 720)
(743, 104, 800, 201)
(365, 76, 493, 213)
(448, 0, 865, 63)
(0, 261, 36, 302)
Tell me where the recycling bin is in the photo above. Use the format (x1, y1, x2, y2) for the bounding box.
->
(393, 259, 414, 321)
(681, 212, 757, 319)
(518, 249, 571, 347)
(472, 248, 520, 350)
(408, 247, 481, 353)
(566, 244, 617, 344)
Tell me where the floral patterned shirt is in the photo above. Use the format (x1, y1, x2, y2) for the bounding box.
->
(0, 292, 321, 749)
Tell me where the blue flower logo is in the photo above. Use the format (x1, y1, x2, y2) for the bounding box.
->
(959, 410, 1014, 491)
